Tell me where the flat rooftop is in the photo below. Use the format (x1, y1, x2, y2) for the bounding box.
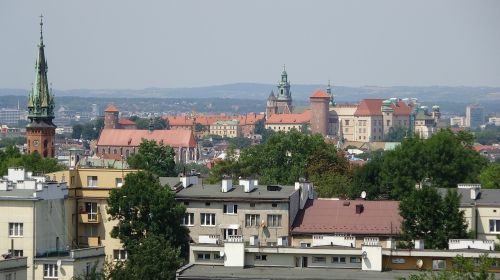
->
(175, 183, 297, 201)
(176, 265, 437, 280)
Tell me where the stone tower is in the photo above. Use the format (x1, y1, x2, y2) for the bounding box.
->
(104, 104, 119, 129)
(266, 91, 277, 119)
(309, 90, 330, 136)
(26, 16, 56, 158)
(275, 65, 293, 114)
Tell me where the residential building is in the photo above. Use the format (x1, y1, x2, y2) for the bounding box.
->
(26, 17, 56, 158)
(466, 104, 484, 128)
(48, 164, 138, 262)
(209, 120, 241, 138)
(0, 109, 23, 126)
(450, 116, 466, 127)
(489, 117, 500, 126)
(0, 167, 68, 279)
(0, 257, 27, 280)
(474, 144, 500, 163)
(173, 176, 313, 247)
(290, 199, 402, 249)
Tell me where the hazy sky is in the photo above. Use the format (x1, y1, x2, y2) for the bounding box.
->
(1, 0, 499, 89)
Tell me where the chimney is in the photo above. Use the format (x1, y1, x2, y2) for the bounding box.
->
(239, 179, 255, 193)
(221, 177, 233, 192)
(355, 204, 364, 214)
(180, 174, 199, 188)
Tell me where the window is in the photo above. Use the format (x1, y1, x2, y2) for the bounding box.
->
(223, 228, 238, 239)
(87, 176, 98, 187)
(345, 120, 350, 125)
(433, 259, 446, 270)
(213, 252, 222, 260)
(267, 242, 277, 246)
(223, 204, 238, 214)
(8, 223, 23, 237)
(113, 249, 128, 261)
(386, 120, 391, 126)
(489, 220, 500, 233)
(245, 214, 260, 227)
(43, 264, 58, 278)
(115, 178, 123, 188)
(300, 242, 311, 248)
(182, 213, 194, 226)
(271, 203, 277, 208)
(197, 253, 210, 260)
(8, 249, 23, 257)
(267, 215, 282, 227)
(250, 203, 255, 207)
(200, 213, 216, 226)
(205, 202, 210, 206)
(312, 257, 326, 263)
(255, 255, 267, 261)
(392, 258, 406, 264)
(332, 256, 346, 263)
(345, 128, 349, 132)
(350, 257, 361, 263)
(85, 202, 99, 222)
(183, 202, 189, 206)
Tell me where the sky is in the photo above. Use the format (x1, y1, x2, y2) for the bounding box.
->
(1, 0, 499, 90)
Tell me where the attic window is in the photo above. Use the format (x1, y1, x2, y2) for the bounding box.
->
(267, 185, 281, 192)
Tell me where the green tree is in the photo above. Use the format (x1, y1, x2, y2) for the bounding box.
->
(130, 117, 168, 130)
(399, 187, 467, 250)
(107, 171, 189, 280)
(480, 164, 500, 189)
(350, 155, 386, 199)
(127, 140, 176, 177)
(174, 162, 209, 177)
(384, 126, 408, 142)
(0, 146, 64, 176)
(227, 137, 252, 149)
(0, 136, 26, 148)
(72, 124, 84, 139)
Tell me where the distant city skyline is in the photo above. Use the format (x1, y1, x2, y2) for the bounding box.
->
(1, 0, 499, 90)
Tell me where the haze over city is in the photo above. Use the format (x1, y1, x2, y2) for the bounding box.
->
(1, 0, 500, 90)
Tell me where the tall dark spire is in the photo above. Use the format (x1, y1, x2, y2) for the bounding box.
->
(28, 14, 55, 121)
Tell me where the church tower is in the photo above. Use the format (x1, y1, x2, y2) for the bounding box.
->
(275, 65, 293, 114)
(26, 16, 56, 158)
(266, 91, 277, 119)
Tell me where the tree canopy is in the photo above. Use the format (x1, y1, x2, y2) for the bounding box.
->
(480, 164, 500, 189)
(129, 116, 169, 130)
(399, 187, 468, 250)
(127, 139, 176, 177)
(107, 171, 189, 280)
(0, 146, 64, 175)
(72, 118, 104, 140)
(208, 130, 352, 197)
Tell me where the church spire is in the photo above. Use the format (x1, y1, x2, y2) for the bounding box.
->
(28, 14, 55, 121)
(327, 80, 335, 107)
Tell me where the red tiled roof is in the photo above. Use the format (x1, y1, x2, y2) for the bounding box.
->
(291, 199, 402, 235)
(97, 128, 196, 148)
(165, 113, 265, 127)
(105, 104, 119, 112)
(310, 90, 330, 98)
(266, 110, 311, 125)
(473, 144, 500, 152)
(118, 118, 136, 125)
(354, 99, 412, 116)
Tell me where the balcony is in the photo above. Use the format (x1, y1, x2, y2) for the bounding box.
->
(78, 236, 101, 247)
(79, 213, 101, 224)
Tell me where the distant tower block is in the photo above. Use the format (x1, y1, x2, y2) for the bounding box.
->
(104, 104, 119, 129)
(26, 15, 56, 158)
(309, 90, 330, 136)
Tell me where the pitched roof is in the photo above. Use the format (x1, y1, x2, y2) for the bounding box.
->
(266, 110, 311, 125)
(97, 128, 196, 148)
(165, 114, 265, 127)
(354, 99, 412, 116)
(291, 199, 402, 235)
(105, 104, 119, 112)
(118, 118, 136, 125)
(310, 90, 330, 98)
(438, 188, 500, 206)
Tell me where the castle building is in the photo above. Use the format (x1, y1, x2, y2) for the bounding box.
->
(26, 17, 56, 158)
(266, 66, 293, 117)
(309, 90, 331, 136)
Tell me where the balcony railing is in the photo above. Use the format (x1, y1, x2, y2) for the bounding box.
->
(78, 236, 101, 247)
(79, 213, 101, 224)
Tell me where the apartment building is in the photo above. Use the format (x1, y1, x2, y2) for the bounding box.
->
(173, 177, 313, 247)
(48, 165, 138, 262)
(0, 257, 27, 280)
(0, 168, 69, 279)
(265, 111, 310, 132)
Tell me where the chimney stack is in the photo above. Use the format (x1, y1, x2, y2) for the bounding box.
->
(221, 176, 233, 192)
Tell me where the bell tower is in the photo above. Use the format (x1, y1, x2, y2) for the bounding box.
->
(26, 15, 56, 158)
(275, 65, 293, 114)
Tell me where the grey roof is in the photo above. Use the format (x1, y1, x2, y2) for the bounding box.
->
(175, 183, 297, 202)
(438, 188, 500, 206)
(176, 265, 428, 280)
(0, 189, 39, 200)
(159, 177, 182, 188)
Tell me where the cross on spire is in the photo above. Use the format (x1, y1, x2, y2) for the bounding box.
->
(39, 14, 44, 43)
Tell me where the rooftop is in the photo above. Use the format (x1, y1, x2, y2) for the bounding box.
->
(438, 188, 500, 206)
(104, 104, 119, 112)
(266, 110, 311, 125)
(175, 181, 297, 201)
(97, 128, 196, 148)
(291, 199, 402, 235)
(176, 265, 420, 280)
(310, 90, 330, 98)
(354, 99, 412, 116)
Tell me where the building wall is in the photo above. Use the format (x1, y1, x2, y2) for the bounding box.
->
(310, 97, 329, 136)
(35, 199, 69, 256)
(183, 200, 290, 245)
(0, 257, 28, 280)
(383, 256, 453, 271)
(265, 123, 307, 132)
(209, 124, 241, 138)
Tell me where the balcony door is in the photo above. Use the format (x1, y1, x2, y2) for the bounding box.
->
(85, 202, 98, 222)
(223, 228, 238, 240)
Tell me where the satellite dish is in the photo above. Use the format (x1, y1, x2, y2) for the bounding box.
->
(220, 251, 225, 257)
(362, 251, 368, 259)
(416, 259, 423, 269)
(57, 259, 62, 267)
(361, 191, 367, 199)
